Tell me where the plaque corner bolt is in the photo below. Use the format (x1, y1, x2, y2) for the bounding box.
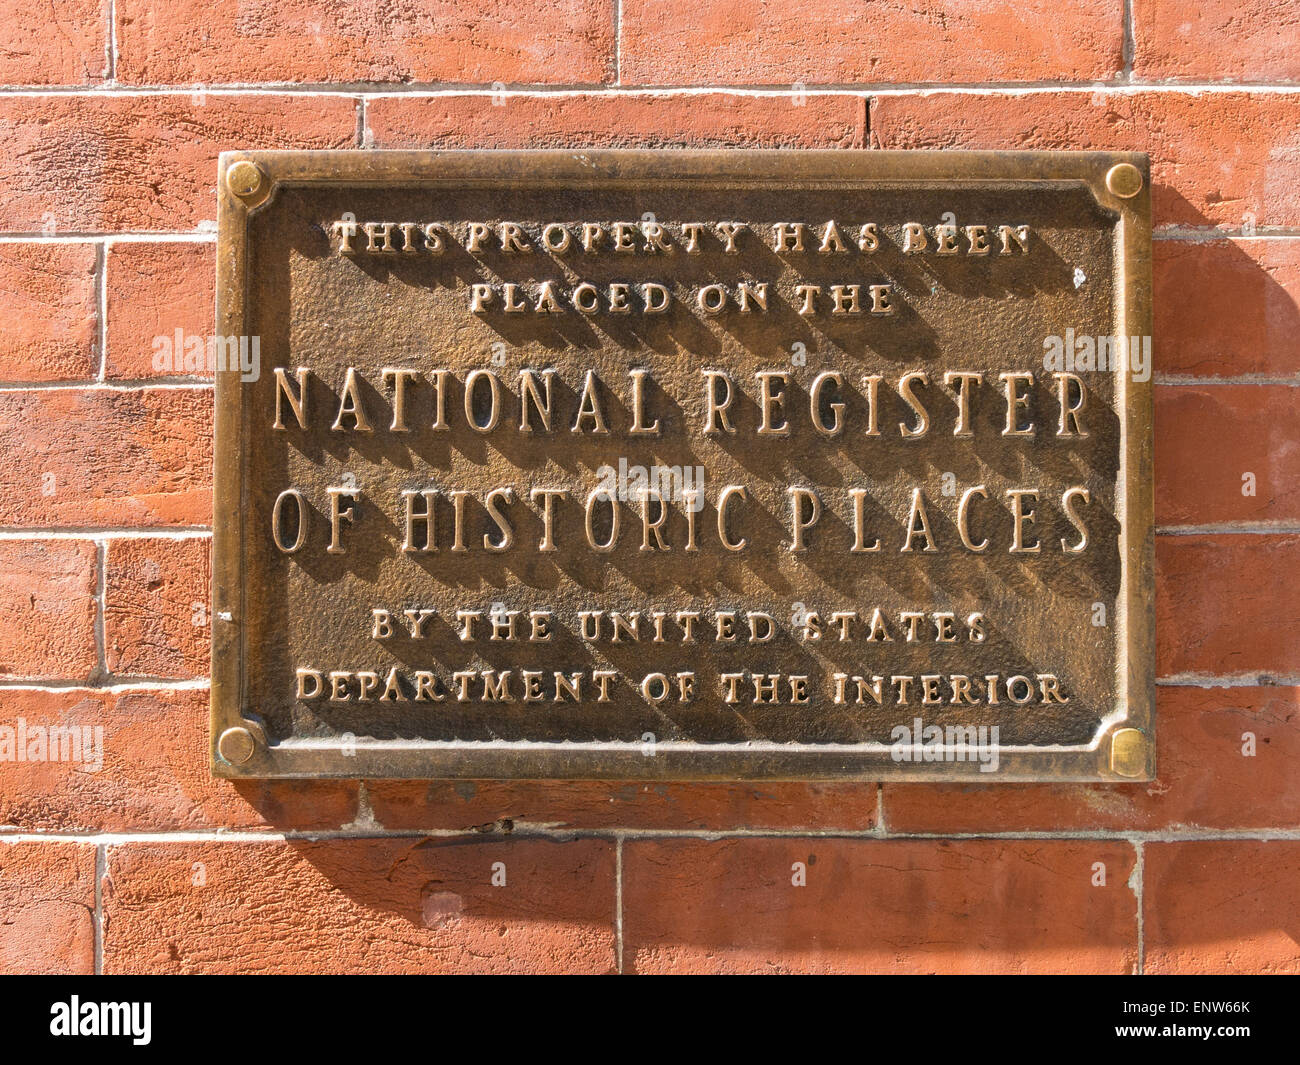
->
(217, 724, 260, 766)
(1109, 726, 1150, 779)
(226, 160, 268, 201)
(1105, 162, 1144, 199)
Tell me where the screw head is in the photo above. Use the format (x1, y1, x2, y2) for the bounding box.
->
(226, 160, 267, 200)
(1109, 727, 1148, 778)
(1105, 162, 1144, 199)
(217, 725, 257, 765)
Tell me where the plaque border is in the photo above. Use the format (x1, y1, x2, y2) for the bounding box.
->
(211, 149, 1153, 782)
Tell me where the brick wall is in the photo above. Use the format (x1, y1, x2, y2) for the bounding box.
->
(1, 1, 1297, 975)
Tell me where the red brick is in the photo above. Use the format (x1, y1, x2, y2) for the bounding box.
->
(871, 91, 1300, 229)
(1154, 238, 1300, 377)
(103, 837, 615, 973)
(883, 686, 1300, 833)
(105, 242, 214, 380)
(0, 842, 96, 974)
(0, 539, 97, 679)
(0, 0, 108, 85)
(105, 536, 211, 678)
(0, 387, 212, 527)
(0, 95, 357, 233)
(116, 0, 614, 85)
(0, 687, 357, 831)
(623, 838, 1137, 973)
(0, 243, 97, 382)
(367, 779, 878, 833)
(621, 0, 1121, 85)
(366, 92, 865, 149)
(1157, 535, 1300, 677)
(1155, 386, 1300, 525)
(1133, 0, 1300, 83)
(1145, 841, 1300, 974)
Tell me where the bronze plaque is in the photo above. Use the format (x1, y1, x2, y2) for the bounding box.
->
(212, 150, 1153, 781)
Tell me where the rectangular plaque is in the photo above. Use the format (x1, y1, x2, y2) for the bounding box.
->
(212, 149, 1153, 781)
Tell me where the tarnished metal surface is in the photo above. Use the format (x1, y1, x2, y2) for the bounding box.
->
(212, 150, 1153, 781)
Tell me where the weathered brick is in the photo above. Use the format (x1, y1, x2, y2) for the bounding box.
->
(0, 539, 97, 679)
(0, 243, 97, 382)
(1133, 0, 1300, 82)
(1154, 238, 1300, 378)
(366, 779, 878, 833)
(882, 686, 1300, 833)
(103, 838, 616, 973)
(0, 0, 108, 85)
(623, 838, 1137, 973)
(105, 241, 214, 380)
(1145, 840, 1300, 974)
(871, 91, 1300, 229)
(105, 536, 211, 678)
(0, 687, 358, 831)
(0, 841, 96, 975)
(0, 387, 212, 527)
(0, 95, 357, 232)
(621, 0, 1122, 85)
(1155, 386, 1300, 526)
(116, 0, 615, 85)
(366, 92, 865, 149)
(1157, 535, 1300, 678)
